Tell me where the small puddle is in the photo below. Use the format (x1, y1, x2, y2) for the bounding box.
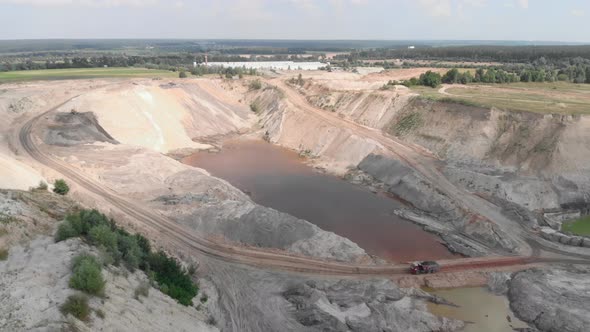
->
(182, 139, 456, 262)
(427, 287, 528, 332)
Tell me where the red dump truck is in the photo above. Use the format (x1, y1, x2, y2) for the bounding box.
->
(409, 261, 440, 275)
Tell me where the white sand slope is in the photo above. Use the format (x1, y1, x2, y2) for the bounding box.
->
(62, 80, 253, 153)
(0, 152, 45, 190)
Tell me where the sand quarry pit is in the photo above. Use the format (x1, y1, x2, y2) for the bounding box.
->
(3, 73, 590, 332)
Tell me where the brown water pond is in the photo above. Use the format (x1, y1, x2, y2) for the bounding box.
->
(182, 139, 456, 262)
(427, 287, 529, 332)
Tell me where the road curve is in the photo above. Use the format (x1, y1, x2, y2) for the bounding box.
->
(16, 94, 582, 278)
(273, 80, 590, 263)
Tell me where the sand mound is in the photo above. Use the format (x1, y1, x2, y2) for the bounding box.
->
(60, 80, 254, 153)
(44, 111, 118, 146)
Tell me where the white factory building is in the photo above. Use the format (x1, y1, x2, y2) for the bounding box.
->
(204, 61, 326, 70)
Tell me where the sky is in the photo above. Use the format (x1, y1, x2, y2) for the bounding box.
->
(0, 0, 588, 42)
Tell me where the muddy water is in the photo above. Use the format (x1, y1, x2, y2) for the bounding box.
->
(182, 139, 455, 262)
(427, 287, 528, 332)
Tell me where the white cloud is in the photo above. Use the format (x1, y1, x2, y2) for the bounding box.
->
(517, 0, 528, 9)
(417, 0, 486, 17)
(417, 0, 452, 17)
(462, 0, 486, 6)
(571, 9, 585, 17)
(0, 0, 158, 6)
(288, 0, 319, 12)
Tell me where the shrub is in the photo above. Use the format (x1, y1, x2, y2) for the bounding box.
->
(394, 112, 423, 136)
(95, 308, 105, 319)
(56, 209, 198, 306)
(0, 247, 8, 260)
(89, 225, 118, 254)
(117, 234, 142, 270)
(53, 179, 70, 195)
(206, 315, 217, 326)
(37, 181, 48, 191)
(146, 251, 198, 306)
(249, 79, 262, 90)
(250, 103, 260, 114)
(60, 294, 90, 321)
(179, 71, 187, 78)
(69, 254, 105, 296)
(134, 282, 150, 300)
(55, 221, 80, 242)
(419, 70, 442, 88)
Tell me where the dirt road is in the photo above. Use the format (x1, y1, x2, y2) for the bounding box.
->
(273, 79, 535, 254)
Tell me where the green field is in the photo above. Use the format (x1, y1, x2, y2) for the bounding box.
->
(561, 216, 590, 236)
(411, 82, 590, 115)
(0, 67, 178, 83)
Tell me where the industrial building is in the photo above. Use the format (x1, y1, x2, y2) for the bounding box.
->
(204, 61, 326, 70)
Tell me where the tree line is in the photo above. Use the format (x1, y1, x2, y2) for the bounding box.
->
(395, 65, 590, 89)
(338, 45, 590, 63)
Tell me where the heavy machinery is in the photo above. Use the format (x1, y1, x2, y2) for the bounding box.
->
(409, 261, 440, 274)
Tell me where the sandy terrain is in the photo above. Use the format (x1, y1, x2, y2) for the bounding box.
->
(59, 80, 254, 153)
(2, 72, 589, 331)
(0, 152, 46, 190)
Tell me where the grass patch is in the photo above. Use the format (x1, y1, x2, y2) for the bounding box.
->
(0, 212, 17, 225)
(411, 82, 590, 115)
(393, 112, 423, 136)
(562, 216, 590, 236)
(0, 247, 8, 260)
(0, 67, 177, 83)
(60, 294, 90, 321)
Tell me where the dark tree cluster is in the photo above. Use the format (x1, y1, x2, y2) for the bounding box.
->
(190, 65, 257, 78)
(401, 70, 442, 88)
(56, 209, 198, 306)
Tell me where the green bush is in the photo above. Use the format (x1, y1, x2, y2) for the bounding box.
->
(55, 209, 111, 242)
(249, 79, 262, 90)
(117, 233, 142, 270)
(60, 294, 90, 321)
(179, 71, 187, 78)
(89, 224, 118, 253)
(53, 179, 70, 195)
(419, 70, 442, 88)
(56, 209, 198, 306)
(146, 251, 198, 306)
(69, 254, 105, 296)
(55, 221, 80, 242)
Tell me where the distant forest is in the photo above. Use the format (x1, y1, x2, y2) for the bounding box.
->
(339, 45, 590, 63)
(2, 40, 590, 84)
